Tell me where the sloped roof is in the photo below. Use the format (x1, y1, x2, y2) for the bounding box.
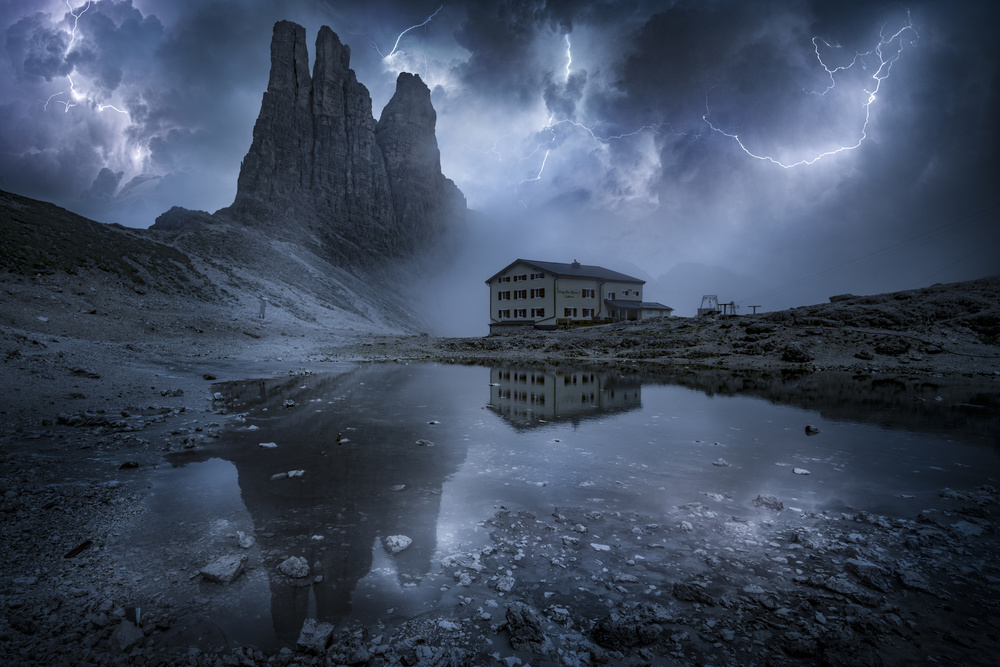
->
(605, 299, 674, 311)
(485, 259, 645, 284)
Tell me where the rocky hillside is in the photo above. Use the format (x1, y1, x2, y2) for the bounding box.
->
(0, 189, 429, 341)
(158, 21, 466, 265)
(383, 275, 1000, 378)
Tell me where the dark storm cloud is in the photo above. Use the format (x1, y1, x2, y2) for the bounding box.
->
(0, 0, 997, 327)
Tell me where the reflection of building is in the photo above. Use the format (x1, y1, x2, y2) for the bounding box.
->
(485, 259, 673, 333)
(487, 366, 642, 428)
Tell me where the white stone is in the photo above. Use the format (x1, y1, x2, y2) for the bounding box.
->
(384, 535, 413, 554)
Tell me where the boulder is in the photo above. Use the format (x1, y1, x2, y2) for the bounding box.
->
(593, 602, 673, 650)
(295, 618, 334, 655)
(505, 602, 552, 654)
(200, 554, 247, 584)
(383, 535, 412, 554)
(782, 343, 815, 363)
(278, 555, 310, 578)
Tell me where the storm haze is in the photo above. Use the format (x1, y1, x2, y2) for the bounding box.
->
(1, 0, 997, 334)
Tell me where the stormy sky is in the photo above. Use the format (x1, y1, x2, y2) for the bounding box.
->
(1, 0, 998, 328)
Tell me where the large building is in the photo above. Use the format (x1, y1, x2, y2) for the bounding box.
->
(486, 259, 673, 332)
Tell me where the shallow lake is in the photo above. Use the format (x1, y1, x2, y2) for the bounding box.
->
(127, 363, 999, 652)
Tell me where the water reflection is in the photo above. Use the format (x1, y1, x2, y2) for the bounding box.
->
(487, 366, 642, 428)
(169, 365, 472, 643)
(151, 362, 999, 650)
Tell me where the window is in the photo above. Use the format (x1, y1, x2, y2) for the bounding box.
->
(564, 308, 578, 317)
(530, 288, 545, 298)
(530, 272, 546, 280)
(582, 308, 595, 318)
(582, 288, 595, 298)
(514, 309, 527, 318)
(513, 274, 527, 282)
(498, 291, 511, 301)
(530, 308, 545, 318)
(498, 309, 511, 318)
(608, 292, 616, 300)
(499, 276, 511, 283)
(512, 289, 527, 300)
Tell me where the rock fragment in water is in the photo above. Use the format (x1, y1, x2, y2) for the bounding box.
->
(384, 535, 412, 554)
(590, 543, 611, 551)
(278, 556, 310, 578)
(258, 442, 278, 448)
(752, 494, 784, 511)
(592, 601, 674, 650)
(200, 554, 247, 584)
(792, 468, 811, 475)
(415, 439, 434, 446)
(804, 425, 821, 435)
(296, 618, 334, 655)
(505, 602, 552, 654)
(712, 458, 730, 467)
(493, 572, 516, 593)
(236, 531, 255, 549)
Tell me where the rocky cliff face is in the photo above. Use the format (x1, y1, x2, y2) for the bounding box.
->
(221, 21, 465, 264)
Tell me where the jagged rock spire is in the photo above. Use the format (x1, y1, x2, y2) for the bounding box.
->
(225, 21, 465, 264)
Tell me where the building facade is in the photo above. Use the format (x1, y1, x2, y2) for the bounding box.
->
(486, 259, 673, 332)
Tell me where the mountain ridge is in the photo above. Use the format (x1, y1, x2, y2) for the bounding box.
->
(157, 21, 466, 266)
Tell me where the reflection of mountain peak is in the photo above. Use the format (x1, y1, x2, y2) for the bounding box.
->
(487, 366, 642, 429)
(171, 365, 470, 641)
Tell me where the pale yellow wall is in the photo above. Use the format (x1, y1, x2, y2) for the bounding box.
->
(488, 262, 557, 323)
(489, 264, 644, 323)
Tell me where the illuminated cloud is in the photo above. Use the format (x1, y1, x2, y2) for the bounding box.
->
(0, 0, 996, 322)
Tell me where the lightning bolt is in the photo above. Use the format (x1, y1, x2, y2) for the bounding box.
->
(564, 34, 572, 82)
(370, 5, 443, 59)
(65, 0, 91, 55)
(40, 3, 132, 120)
(507, 118, 688, 207)
(703, 12, 918, 168)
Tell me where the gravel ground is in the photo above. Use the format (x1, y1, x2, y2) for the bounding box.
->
(2, 268, 998, 665)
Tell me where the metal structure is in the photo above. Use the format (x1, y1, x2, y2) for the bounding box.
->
(697, 295, 720, 317)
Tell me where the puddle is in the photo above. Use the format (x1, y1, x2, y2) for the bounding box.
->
(125, 363, 999, 653)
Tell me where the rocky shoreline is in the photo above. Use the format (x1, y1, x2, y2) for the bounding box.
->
(2, 276, 999, 665)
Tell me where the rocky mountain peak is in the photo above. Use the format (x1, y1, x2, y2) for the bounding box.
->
(219, 21, 465, 264)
